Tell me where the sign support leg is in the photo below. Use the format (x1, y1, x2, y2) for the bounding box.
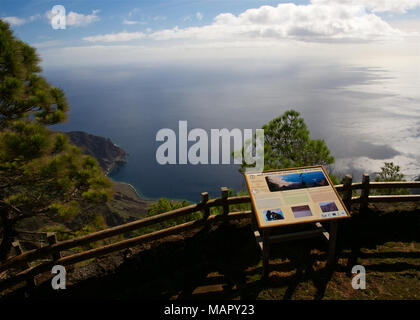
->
(262, 228, 271, 280)
(327, 221, 338, 266)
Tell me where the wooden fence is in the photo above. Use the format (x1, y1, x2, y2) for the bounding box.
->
(334, 174, 420, 210)
(1, 178, 419, 291)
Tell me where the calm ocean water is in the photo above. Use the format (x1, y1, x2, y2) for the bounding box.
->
(49, 62, 420, 202)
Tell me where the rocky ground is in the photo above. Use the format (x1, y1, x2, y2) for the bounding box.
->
(2, 202, 419, 300)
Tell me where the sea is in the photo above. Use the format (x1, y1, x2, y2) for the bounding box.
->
(48, 60, 420, 202)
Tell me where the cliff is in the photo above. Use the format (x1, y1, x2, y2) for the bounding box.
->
(65, 131, 126, 174)
(16, 131, 153, 235)
(64, 131, 154, 225)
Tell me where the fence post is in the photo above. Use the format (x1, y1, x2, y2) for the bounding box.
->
(221, 187, 229, 215)
(200, 192, 210, 220)
(12, 240, 36, 287)
(360, 174, 370, 213)
(12, 241, 30, 269)
(342, 174, 353, 212)
(47, 233, 62, 261)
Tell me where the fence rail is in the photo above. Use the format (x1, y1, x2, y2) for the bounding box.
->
(335, 175, 420, 210)
(335, 180, 420, 191)
(1, 176, 419, 291)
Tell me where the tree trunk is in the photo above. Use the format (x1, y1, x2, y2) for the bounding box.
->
(0, 209, 15, 262)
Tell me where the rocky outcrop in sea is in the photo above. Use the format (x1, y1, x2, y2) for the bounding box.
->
(65, 131, 126, 174)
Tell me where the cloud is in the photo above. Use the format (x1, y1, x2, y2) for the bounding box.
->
(389, 19, 420, 33)
(149, 3, 404, 42)
(31, 40, 64, 48)
(152, 16, 167, 21)
(83, 2, 407, 44)
(123, 19, 146, 25)
(46, 9, 100, 27)
(1, 14, 41, 26)
(312, 0, 420, 14)
(2, 16, 26, 26)
(29, 14, 41, 22)
(67, 10, 100, 26)
(39, 35, 419, 69)
(128, 8, 141, 18)
(196, 12, 203, 21)
(83, 31, 146, 42)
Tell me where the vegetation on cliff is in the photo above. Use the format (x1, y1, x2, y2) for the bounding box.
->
(65, 131, 126, 174)
(0, 20, 112, 261)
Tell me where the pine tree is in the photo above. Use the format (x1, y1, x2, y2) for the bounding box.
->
(0, 20, 112, 261)
(239, 109, 334, 171)
(373, 162, 408, 195)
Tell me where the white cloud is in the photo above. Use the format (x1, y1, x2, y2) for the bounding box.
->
(2, 16, 26, 26)
(83, 31, 146, 42)
(46, 9, 100, 27)
(123, 19, 146, 25)
(67, 10, 100, 26)
(123, 20, 138, 25)
(149, 3, 404, 42)
(29, 14, 41, 22)
(39, 37, 419, 69)
(312, 0, 420, 14)
(152, 16, 167, 21)
(389, 19, 420, 32)
(35, 1, 419, 77)
(83, 2, 408, 44)
(196, 12, 203, 21)
(1, 14, 41, 26)
(32, 40, 64, 48)
(128, 8, 141, 18)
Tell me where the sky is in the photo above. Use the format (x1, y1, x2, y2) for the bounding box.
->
(1, 0, 419, 68)
(1, 0, 420, 188)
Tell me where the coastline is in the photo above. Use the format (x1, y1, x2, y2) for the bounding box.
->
(114, 180, 153, 201)
(109, 177, 189, 203)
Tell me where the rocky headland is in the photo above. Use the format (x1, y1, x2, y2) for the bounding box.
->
(64, 131, 154, 225)
(65, 131, 127, 174)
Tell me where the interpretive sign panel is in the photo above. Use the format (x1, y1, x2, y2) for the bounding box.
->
(244, 165, 350, 228)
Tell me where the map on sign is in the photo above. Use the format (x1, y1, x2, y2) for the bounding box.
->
(244, 165, 350, 228)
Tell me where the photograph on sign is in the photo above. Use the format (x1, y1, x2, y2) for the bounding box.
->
(245, 166, 350, 228)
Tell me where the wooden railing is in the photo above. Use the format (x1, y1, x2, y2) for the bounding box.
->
(0, 188, 251, 290)
(1, 178, 419, 291)
(334, 174, 420, 211)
